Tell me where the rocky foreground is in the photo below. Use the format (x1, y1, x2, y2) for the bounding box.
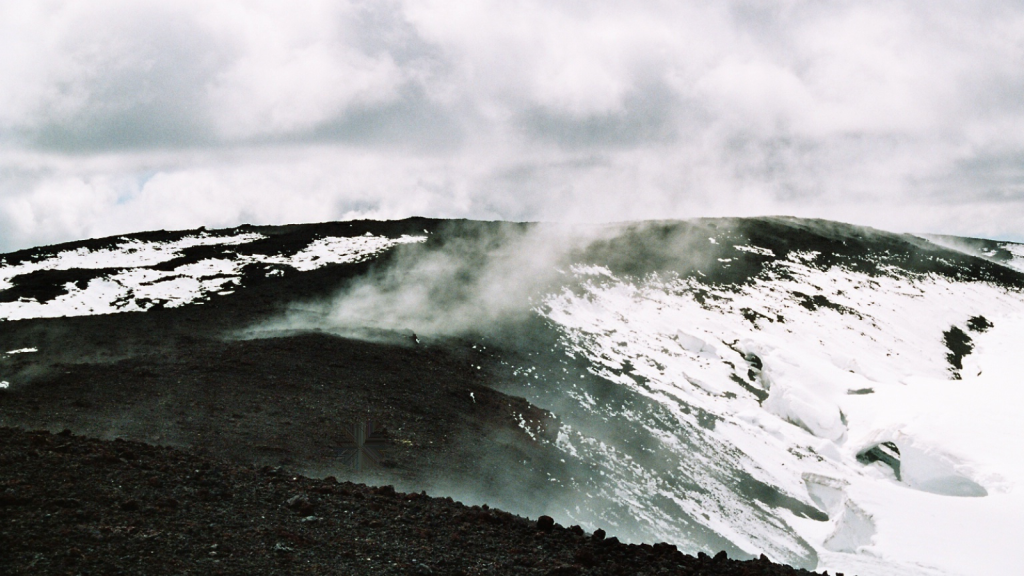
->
(0, 427, 838, 576)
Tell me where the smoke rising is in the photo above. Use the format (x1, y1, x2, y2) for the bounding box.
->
(245, 220, 768, 556)
(257, 218, 731, 342)
(260, 222, 596, 339)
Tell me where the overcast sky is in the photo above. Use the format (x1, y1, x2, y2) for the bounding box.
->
(1, 1, 1023, 252)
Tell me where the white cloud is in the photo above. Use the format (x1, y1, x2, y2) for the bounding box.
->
(1, 0, 1023, 252)
(203, 2, 407, 138)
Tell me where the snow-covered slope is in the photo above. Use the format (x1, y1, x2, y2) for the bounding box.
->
(923, 234, 1024, 274)
(537, 245, 1024, 575)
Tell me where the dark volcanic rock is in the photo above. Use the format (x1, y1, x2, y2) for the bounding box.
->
(0, 427, 828, 575)
(0, 325, 557, 496)
(943, 325, 975, 377)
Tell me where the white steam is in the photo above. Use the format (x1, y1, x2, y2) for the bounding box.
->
(266, 223, 616, 338)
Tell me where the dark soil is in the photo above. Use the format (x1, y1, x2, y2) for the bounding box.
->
(0, 427, 829, 576)
(942, 326, 974, 377)
(966, 315, 993, 333)
(0, 329, 556, 489)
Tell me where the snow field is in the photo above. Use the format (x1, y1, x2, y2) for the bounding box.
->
(539, 249, 1024, 575)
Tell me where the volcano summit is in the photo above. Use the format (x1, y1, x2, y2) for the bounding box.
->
(2, 217, 1023, 576)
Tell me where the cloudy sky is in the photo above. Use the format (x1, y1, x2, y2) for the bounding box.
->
(1, 1, 1023, 252)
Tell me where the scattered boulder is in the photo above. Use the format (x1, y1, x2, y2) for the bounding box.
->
(285, 495, 314, 515)
(536, 515, 554, 531)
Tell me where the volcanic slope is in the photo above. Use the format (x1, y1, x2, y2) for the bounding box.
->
(0, 426, 823, 576)
(2, 217, 1024, 575)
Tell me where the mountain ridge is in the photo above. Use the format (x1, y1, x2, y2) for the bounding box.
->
(2, 216, 1023, 575)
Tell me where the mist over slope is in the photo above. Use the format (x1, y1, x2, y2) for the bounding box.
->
(2, 217, 1023, 576)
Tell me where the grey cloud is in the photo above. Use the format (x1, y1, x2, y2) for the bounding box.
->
(252, 2, 464, 150)
(479, 156, 613, 221)
(348, 1, 447, 66)
(1, 1, 1023, 251)
(21, 9, 227, 152)
(6, 2, 453, 153)
(300, 86, 465, 151)
(519, 79, 681, 148)
(927, 151, 1024, 203)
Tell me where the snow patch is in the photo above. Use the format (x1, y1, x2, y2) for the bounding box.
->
(675, 331, 717, 357)
(0, 232, 265, 292)
(1000, 242, 1024, 273)
(855, 431, 988, 497)
(803, 473, 848, 516)
(0, 234, 426, 321)
(823, 500, 876, 554)
(570, 264, 614, 278)
(735, 244, 774, 257)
